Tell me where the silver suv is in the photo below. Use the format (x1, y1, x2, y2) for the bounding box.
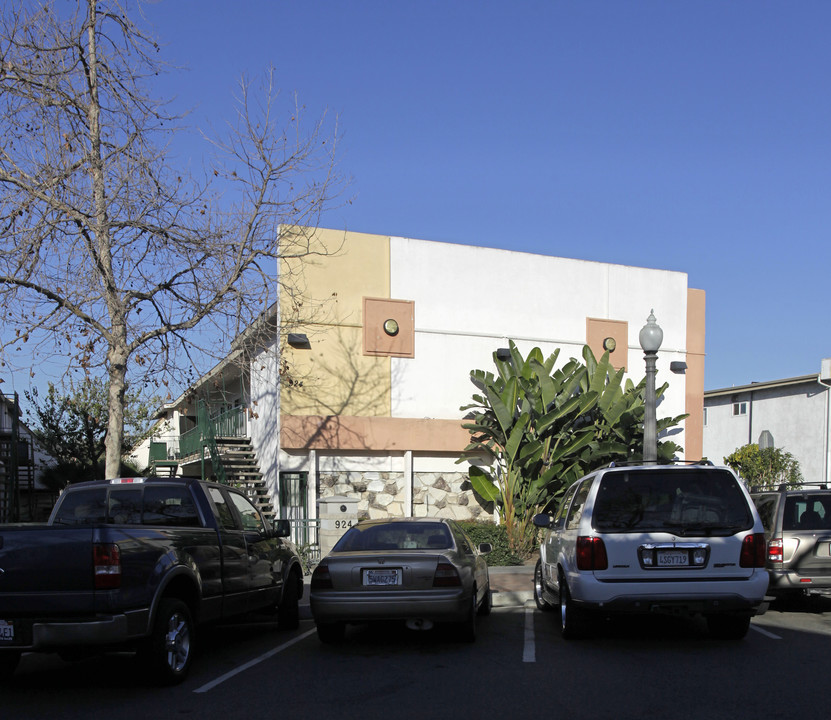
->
(533, 462, 769, 639)
(750, 483, 831, 599)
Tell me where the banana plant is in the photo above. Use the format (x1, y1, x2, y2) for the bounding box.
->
(460, 341, 687, 557)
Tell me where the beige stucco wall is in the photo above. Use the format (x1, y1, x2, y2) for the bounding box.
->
(280, 228, 393, 418)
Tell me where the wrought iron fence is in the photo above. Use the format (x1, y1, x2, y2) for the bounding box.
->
(288, 518, 321, 571)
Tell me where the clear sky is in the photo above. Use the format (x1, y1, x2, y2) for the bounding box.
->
(18, 0, 831, 396)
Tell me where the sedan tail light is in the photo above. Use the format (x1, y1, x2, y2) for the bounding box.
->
(93, 543, 121, 589)
(740, 533, 767, 568)
(576, 536, 608, 571)
(311, 563, 333, 589)
(432, 562, 462, 587)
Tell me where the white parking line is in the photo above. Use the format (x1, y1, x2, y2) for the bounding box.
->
(751, 624, 782, 640)
(194, 628, 316, 693)
(523, 602, 536, 662)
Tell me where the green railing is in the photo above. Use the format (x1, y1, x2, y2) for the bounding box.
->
(178, 404, 248, 459)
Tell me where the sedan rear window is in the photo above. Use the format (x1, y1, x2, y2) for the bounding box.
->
(334, 522, 452, 551)
(593, 469, 753, 535)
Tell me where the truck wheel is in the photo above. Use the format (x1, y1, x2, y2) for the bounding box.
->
(278, 573, 301, 630)
(141, 598, 194, 685)
(0, 650, 21, 681)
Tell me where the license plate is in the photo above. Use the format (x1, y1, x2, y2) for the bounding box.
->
(657, 550, 689, 567)
(0, 620, 13, 643)
(363, 568, 401, 586)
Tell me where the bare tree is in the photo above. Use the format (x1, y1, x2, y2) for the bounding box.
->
(0, 0, 343, 476)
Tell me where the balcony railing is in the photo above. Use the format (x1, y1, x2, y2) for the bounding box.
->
(178, 405, 248, 459)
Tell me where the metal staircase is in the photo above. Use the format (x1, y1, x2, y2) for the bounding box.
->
(211, 436, 275, 520)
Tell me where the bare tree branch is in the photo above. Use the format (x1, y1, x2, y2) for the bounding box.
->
(0, 0, 345, 476)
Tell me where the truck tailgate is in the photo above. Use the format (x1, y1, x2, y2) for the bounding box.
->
(0, 525, 97, 614)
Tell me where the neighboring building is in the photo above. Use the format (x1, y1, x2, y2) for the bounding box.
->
(0, 391, 57, 521)
(703, 360, 831, 485)
(133, 227, 706, 544)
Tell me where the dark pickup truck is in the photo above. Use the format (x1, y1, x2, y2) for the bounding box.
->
(0, 476, 304, 684)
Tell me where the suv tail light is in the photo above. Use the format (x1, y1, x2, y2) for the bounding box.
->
(311, 563, 333, 590)
(576, 536, 608, 571)
(93, 543, 121, 589)
(433, 562, 462, 587)
(740, 533, 767, 568)
(767, 538, 784, 564)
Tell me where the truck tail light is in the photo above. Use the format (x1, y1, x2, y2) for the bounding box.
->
(311, 563, 333, 590)
(433, 562, 462, 587)
(767, 538, 784, 564)
(576, 536, 608, 571)
(740, 533, 767, 568)
(93, 543, 121, 589)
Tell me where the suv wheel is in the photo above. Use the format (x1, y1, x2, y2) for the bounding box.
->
(706, 614, 751, 640)
(559, 574, 586, 640)
(534, 560, 553, 612)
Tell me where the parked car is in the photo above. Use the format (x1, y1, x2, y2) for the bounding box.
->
(750, 483, 831, 599)
(0, 476, 304, 684)
(310, 517, 492, 643)
(533, 462, 769, 640)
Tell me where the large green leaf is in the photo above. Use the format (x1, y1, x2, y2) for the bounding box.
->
(468, 466, 501, 504)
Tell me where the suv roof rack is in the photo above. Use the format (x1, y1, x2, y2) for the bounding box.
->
(775, 481, 830, 492)
(602, 459, 714, 469)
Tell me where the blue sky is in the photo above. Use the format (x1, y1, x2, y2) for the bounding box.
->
(47, 1, 831, 393)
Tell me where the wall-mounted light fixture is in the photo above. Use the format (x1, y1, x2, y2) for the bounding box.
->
(495, 348, 512, 361)
(670, 361, 687, 375)
(287, 333, 311, 348)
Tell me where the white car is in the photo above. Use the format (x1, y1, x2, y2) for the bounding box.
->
(533, 462, 769, 639)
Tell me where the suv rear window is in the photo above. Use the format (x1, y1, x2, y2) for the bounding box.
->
(782, 495, 831, 531)
(593, 469, 753, 535)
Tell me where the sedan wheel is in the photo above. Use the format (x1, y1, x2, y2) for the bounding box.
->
(457, 591, 477, 642)
(477, 584, 492, 616)
(316, 622, 346, 644)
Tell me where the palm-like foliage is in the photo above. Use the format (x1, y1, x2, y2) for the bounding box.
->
(460, 342, 686, 557)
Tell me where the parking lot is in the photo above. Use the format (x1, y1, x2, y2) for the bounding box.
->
(5, 584, 831, 720)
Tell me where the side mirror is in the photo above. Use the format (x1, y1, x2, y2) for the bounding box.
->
(478, 543, 493, 554)
(272, 519, 291, 538)
(532, 513, 554, 529)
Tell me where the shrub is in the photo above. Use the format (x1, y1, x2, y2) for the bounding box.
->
(458, 520, 524, 566)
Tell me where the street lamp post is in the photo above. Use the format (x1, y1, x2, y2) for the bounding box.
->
(639, 310, 663, 463)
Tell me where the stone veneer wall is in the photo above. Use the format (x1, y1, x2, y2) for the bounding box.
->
(317, 471, 492, 521)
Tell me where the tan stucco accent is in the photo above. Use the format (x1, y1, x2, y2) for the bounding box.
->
(685, 288, 706, 460)
(281, 414, 471, 453)
(280, 229, 394, 417)
(363, 297, 415, 357)
(586, 317, 629, 370)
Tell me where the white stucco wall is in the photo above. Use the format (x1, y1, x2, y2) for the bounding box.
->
(704, 378, 830, 483)
(389, 236, 690, 453)
(249, 339, 281, 501)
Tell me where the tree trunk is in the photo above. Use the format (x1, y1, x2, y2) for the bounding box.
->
(105, 344, 127, 478)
